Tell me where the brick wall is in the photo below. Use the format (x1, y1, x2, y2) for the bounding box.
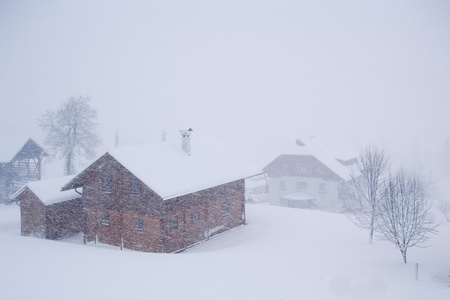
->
(19, 188, 46, 238)
(86, 208, 122, 246)
(163, 179, 246, 253)
(45, 198, 84, 239)
(19, 187, 84, 240)
(122, 212, 163, 252)
(86, 208, 164, 252)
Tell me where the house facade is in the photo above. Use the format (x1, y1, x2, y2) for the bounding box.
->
(263, 139, 356, 212)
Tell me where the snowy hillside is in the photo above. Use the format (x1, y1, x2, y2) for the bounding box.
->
(1, 204, 448, 300)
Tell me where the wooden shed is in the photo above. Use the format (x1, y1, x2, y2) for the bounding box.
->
(11, 176, 84, 240)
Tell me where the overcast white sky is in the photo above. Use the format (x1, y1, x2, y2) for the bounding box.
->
(1, 0, 449, 172)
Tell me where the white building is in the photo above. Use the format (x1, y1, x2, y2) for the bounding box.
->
(263, 138, 357, 212)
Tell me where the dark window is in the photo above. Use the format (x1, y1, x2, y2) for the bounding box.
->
(222, 202, 230, 218)
(171, 217, 178, 230)
(193, 211, 199, 223)
(130, 176, 140, 196)
(102, 215, 110, 226)
(102, 174, 112, 193)
(134, 218, 144, 231)
(319, 183, 326, 193)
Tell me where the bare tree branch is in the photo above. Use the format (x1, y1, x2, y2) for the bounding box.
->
(377, 169, 438, 263)
(346, 145, 389, 243)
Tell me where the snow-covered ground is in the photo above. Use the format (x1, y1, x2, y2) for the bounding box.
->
(0, 204, 449, 299)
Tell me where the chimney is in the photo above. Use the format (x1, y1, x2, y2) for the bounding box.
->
(180, 128, 193, 155)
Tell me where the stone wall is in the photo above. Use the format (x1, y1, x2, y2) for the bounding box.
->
(45, 198, 84, 239)
(19, 188, 46, 238)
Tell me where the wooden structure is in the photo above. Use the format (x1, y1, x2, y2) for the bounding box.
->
(0, 138, 47, 202)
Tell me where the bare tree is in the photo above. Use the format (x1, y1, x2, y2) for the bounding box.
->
(347, 146, 389, 243)
(39, 95, 100, 175)
(377, 169, 438, 263)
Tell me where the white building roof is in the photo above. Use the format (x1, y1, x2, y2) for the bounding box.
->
(283, 137, 357, 181)
(103, 136, 262, 200)
(11, 176, 82, 206)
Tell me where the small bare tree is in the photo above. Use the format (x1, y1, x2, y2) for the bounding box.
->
(39, 95, 100, 175)
(377, 169, 438, 263)
(347, 146, 389, 243)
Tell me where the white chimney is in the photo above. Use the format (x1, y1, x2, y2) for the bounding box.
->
(180, 128, 193, 155)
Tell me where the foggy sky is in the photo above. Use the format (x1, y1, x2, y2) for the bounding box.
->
(1, 0, 450, 173)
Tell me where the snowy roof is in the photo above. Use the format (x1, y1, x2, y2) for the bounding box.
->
(282, 192, 316, 201)
(281, 137, 357, 181)
(68, 136, 262, 200)
(1, 137, 29, 162)
(0, 137, 47, 162)
(11, 176, 82, 206)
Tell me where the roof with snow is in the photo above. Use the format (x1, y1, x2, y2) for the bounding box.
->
(264, 137, 358, 181)
(11, 176, 82, 206)
(64, 136, 262, 200)
(0, 137, 47, 162)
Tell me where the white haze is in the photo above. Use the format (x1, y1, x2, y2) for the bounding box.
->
(1, 0, 450, 174)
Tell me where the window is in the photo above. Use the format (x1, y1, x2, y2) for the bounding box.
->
(102, 215, 110, 226)
(297, 182, 308, 190)
(221, 202, 230, 218)
(319, 183, 326, 193)
(130, 176, 140, 196)
(102, 174, 112, 193)
(171, 217, 178, 230)
(134, 218, 144, 231)
(193, 211, 199, 223)
(279, 181, 286, 190)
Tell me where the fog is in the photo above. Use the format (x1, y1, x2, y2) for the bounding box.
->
(1, 0, 450, 174)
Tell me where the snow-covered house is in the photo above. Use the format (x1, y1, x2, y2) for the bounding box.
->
(11, 176, 83, 239)
(57, 131, 261, 253)
(263, 138, 356, 212)
(0, 138, 47, 202)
